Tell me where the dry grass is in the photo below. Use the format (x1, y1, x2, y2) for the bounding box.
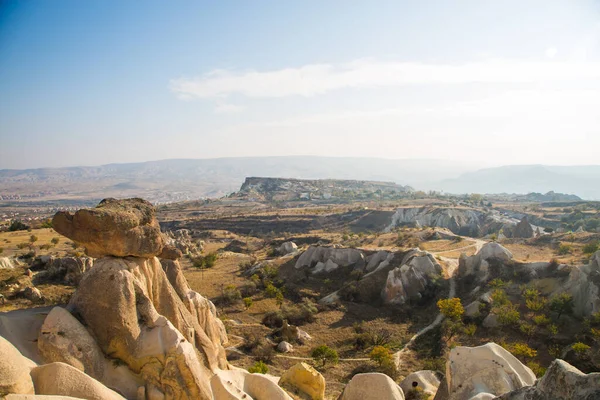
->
(0, 228, 74, 258)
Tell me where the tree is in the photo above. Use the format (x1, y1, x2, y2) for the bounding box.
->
(311, 345, 339, 367)
(29, 235, 38, 244)
(243, 297, 253, 310)
(248, 361, 269, 374)
(437, 298, 464, 321)
(370, 346, 392, 367)
(549, 293, 574, 320)
(8, 220, 29, 232)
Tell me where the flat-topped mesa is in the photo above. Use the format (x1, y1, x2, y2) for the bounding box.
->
(52, 198, 174, 258)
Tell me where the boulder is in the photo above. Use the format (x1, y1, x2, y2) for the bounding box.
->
(279, 362, 325, 400)
(210, 369, 292, 400)
(459, 243, 513, 281)
(497, 359, 600, 400)
(560, 250, 600, 317)
(52, 198, 166, 258)
(0, 307, 50, 363)
(164, 229, 203, 257)
(277, 341, 294, 353)
(512, 217, 534, 239)
(382, 251, 442, 305)
(365, 251, 391, 273)
(0, 336, 35, 396)
(69, 256, 228, 399)
(339, 373, 405, 400)
(464, 301, 483, 318)
(38, 307, 142, 399)
(482, 313, 499, 328)
(23, 287, 42, 302)
(446, 343, 536, 399)
(278, 241, 298, 255)
(30, 362, 125, 400)
(295, 246, 365, 272)
(400, 370, 440, 397)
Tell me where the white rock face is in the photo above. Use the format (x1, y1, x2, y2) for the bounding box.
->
(38, 307, 142, 399)
(210, 369, 292, 400)
(497, 359, 600, 400)
(400, 370, 440, 397)
(382, 251, 442, 305)
(560, 250, 600, 316)
(386, 207, 483, 235)
(278, 241, 298, 255)
(459, 242, 513, 281)
(0, 257, 16, 269)
(446, 343, 536, 400)
(366, 251, 390, 273)
(295, 246, 365, 273)
(339, 373, 405, 400)
(29, 362, 125, 400)
(0, 336, 36, 396)
(5, 395, 85, 399)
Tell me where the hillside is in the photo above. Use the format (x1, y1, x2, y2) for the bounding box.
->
(235, 177, 413, 202)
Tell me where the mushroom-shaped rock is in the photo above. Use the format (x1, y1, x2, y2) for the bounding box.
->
(278, 241, 298, 255)
(400, 370, 440, 398)
(210, 369, 293, 400)
(0, 335, 35, 396)
(52, 198, 165, 258)
(279, 362, 325, 400)
(30, 362, 125, 400)
(446, 343, 535, 399)
(38, 307, 142, 399)
(339, 373, 405, 400)
(496, 359, 600, 400)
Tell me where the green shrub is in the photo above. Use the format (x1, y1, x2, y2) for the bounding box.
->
(557, 243, 571, 255)
(203, 252, 218, 268)
(8, 220, 29, 231)
(497, 305, 521, 326)
(527, 361, 547, 377)
(51, 237, 60, 245)
(248, 361, 269, 374)
(243, 297, 253, 310)
(369, 346, 392, 366)
(311, 345, 338, 367)
(532, 314, 551, 326)
(583, 241, 599, 255)
(549, 293, 574, 319)
(463, 323, 477, 336)
(264, 283, 281, 298)
(437, 298, 464, 321)
(220, 285, 241, 305)
(572, 342, 590, 354)
(509, 342, 537, 359)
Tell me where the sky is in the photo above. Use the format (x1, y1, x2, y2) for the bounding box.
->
(1, 0, 600, 169)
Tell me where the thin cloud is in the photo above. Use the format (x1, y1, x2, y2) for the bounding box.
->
(214, 102, 245, 114)
(170, 59, 600, 99)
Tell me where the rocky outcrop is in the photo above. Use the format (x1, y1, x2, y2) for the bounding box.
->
(382, 250, 442, 305)
(36, 257, 93, 285)
(497, 359, 600, 400)
(29, 362, 125, 400)
(386, 207, 484, 236)
(210, 370, 292, 400)
(0, 257, 16, 269)
(278, 241, 298, 255)
(445, 343, 536, 399)
(164, 229, 203, 257)
(279, 362, 325, 400)
(52, 198, 165, 258)
(295, 246, 365, 274)
(339, 373, 405, 400)
(560, 250, 600, 316)
(458, 242, 513, 282)
(0, 336, 35, 396)
(512, 217, 534, 239)
(277, 341, 294, 353)
(400, 370, 440, 398)
(37, 307, 142, 399)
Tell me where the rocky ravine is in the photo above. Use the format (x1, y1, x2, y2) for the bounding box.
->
(1, 198, 599, 400)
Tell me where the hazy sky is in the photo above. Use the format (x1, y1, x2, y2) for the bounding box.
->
(1, 0, 600, 169)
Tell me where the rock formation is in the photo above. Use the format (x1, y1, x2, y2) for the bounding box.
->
(458, 242, 513, 282)
(164, 229, 203, 257)
(512, 217, 534, 239)
(560, 250, 600, 317)
(279, 362, 325, 400)
(295, 246, 365, 274)
(445, 343, 536, 399)
(35, 198, 232, 399)
(0, 336, 35, 396)
(210, 370, 292, 400)
(400, 370, 440, 398)
(0, 256, 17, 269)
(35, 256, 93, 285)
(339, 373, 405, 400)
(278, 241, 298, 255)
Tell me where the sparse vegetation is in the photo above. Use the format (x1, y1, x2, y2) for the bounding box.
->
(311, 345, 339, 368)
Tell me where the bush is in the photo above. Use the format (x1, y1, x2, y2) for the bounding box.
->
(532, 314, 551, 326)
(463, 323, 477, 336)
(252, 344, 275, 363)
(248, 361, 269, 374)
(370, 346, 392, 366)
(549, 293, 574, 319)
(405, 387, 429, 400)
(491, 289, 510, 307)
(203, 252, 218, 268)
(264, 283, 281, 298)
(262, 311, 284, 328)
(583, 241, 599, 255)
(311, 345, 339, 367)
(497, 305, 521, 326)
(51, 237, 60, 245)
(557, 243, 571, 255)
(8, 220, 29, 231)
(527, 361, 547, 377)
(243, 297, 253, 310)
(240, 333, 262, 352)
(509, 342, 537, 359)
(220, 285, 241, 305)
(437, 298, 464, 321)
(489, 278, 509, 288)
(572, 342, 590, 355)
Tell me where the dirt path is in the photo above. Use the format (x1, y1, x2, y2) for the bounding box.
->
(393, 236, 486, 368)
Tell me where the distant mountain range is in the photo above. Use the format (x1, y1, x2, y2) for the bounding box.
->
(0, 157, 598, 202)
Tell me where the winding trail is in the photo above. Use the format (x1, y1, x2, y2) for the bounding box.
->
(392, 236, 486, 368)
